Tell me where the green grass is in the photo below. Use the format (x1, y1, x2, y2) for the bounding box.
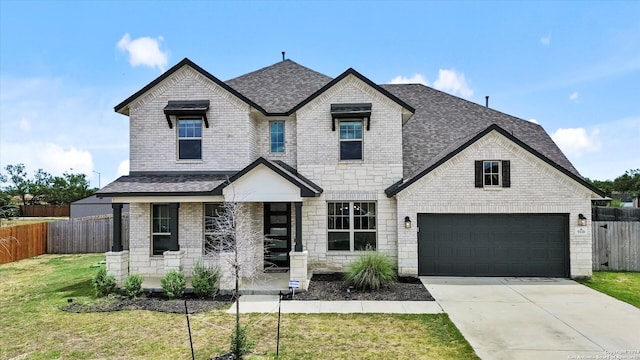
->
(0, 254, 478, 359)
(578, 271, 640, 308)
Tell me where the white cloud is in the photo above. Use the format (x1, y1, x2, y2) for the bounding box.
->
(540, 34, 551, 46)
(117, 33, 169, 71)
(551, 127, 601, 158)
(116, 160, 129, 177)
(0, 142, 94, 177)
(528, 118, 539, 124)
(433, 69, 474, 98)
(389, 74, 428, 85)
(569, 92, 579, 101)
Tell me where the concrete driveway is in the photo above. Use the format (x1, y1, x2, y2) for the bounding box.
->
(421, 277, 640, 360)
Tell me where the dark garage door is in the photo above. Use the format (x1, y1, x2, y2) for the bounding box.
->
(418, 214, 569, 277)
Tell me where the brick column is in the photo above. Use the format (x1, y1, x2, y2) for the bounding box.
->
(106, 250, 129, 285)
(289, 251, 309, 290)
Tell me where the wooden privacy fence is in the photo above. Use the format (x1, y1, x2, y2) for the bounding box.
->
(0, 223, 48, 264)
(47, 214, 129, 254)
(592, 221, 640, 271)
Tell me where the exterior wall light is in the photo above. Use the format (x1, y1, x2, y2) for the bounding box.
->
(578, 213, 588, 226)
(404, 216, 411, 229)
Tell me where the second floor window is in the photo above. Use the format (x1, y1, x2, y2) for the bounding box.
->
(270, 121, 285, 153)
(339, 120, 363, 160)
(178, 118, 202, 160)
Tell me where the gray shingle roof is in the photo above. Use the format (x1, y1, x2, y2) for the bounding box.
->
(225, 60, 333, 114)
(379, 84, 580, 179)
(97, 174, 229, 196)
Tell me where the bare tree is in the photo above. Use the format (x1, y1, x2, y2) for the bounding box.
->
(205, 201, 271, 358)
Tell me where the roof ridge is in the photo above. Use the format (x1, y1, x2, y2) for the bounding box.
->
(225, 59, 333, 83)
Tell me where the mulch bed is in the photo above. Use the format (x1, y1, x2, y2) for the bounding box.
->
(61, 293, 234, 314)
(61, 274, 433, 314)
(286, 273, 434, 301)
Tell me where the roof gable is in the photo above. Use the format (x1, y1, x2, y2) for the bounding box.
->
(385, 124, 605, 197)
(114, 58, 264, 115)
(380, 83, 580, 179)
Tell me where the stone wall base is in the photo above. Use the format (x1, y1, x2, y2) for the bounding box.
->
(290, 251, 309, 290)
(106, 250, 129, 285)
(163, 250, 185, 273)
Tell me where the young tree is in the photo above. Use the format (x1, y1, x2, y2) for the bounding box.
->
(206, 201, 268, 359)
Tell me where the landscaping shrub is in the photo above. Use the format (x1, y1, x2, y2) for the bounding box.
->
(161, 269, 186, 299)
(344, 251, 396, 291)
(124, 274, 144, 298)
(92, 267, 116, 297)
(230, 324, 252, 359)
(191, 260, 220, 298)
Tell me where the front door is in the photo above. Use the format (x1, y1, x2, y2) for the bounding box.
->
(264, 203, 291, 268)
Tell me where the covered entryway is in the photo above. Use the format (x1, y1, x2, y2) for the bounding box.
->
(417, 214, 569, 277)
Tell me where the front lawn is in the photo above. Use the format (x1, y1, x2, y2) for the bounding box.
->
(0, 254, 478, 359)
(578, 271, 640, 308)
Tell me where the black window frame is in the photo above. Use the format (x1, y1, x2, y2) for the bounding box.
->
(327, 201, 377, 251)
(151, 204, 171, 256)
(338, 119, 363, 161)
(177, 118, 203, 160)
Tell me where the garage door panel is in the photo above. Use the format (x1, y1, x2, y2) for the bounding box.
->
(418, 214, 569, 277)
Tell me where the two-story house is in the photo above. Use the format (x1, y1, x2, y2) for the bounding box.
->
(98, 58, 605, 288)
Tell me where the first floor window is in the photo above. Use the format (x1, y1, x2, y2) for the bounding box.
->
(270, 121, 285, 153)
(152, 204, 171, 255)
(339, 120, 363, 160)
(178, 118, 202, 160)
(327, 201, 376, 251)
(204, 203, 232, 253)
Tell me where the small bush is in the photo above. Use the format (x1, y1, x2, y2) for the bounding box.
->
(161, 269, 186, 299)
(344, 251, 396, 291)
(124, 274, 144, 298)
(191, 261, 220, 298)
(230, 324, 251, 359)
(92, 268, 116, 297)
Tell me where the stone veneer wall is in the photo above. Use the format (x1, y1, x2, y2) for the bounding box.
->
(395, 132, 594, 278)
(296, 75, 405, 271)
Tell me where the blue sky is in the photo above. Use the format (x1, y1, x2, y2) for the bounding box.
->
(1, 0, 638, 188)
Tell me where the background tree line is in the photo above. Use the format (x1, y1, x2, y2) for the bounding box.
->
(0, 163, 96, 207)
(584, 168, 640, 206)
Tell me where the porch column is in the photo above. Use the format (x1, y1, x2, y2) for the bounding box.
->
(294, 201, 303, 251)
(111, 203, 123, 252)
(169, 202, 180, 251)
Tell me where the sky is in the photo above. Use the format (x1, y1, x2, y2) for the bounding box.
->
(1, 0, 639, 189)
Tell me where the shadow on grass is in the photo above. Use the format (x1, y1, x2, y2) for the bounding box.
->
(55, 279, 94, 298)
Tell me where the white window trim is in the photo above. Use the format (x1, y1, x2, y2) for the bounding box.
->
(338, 119, 364, 161)
(483, 160, 501, 187)
(327, 201, 377, 251)
(177, 117, 203, 161)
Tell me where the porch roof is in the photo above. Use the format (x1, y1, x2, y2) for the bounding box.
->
(97, 158, 322, 199)
(96, 173, 230, 197)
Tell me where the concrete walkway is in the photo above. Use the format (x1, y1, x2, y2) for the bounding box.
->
(226, 295, 443, 314)
(421, 277, 640, 360)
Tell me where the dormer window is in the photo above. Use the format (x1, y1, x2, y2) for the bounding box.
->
(178, 118, 202, 160)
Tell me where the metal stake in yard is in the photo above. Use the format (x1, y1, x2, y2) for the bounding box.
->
(185, 300, 195, 360)
(276, 291, 282, 357)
